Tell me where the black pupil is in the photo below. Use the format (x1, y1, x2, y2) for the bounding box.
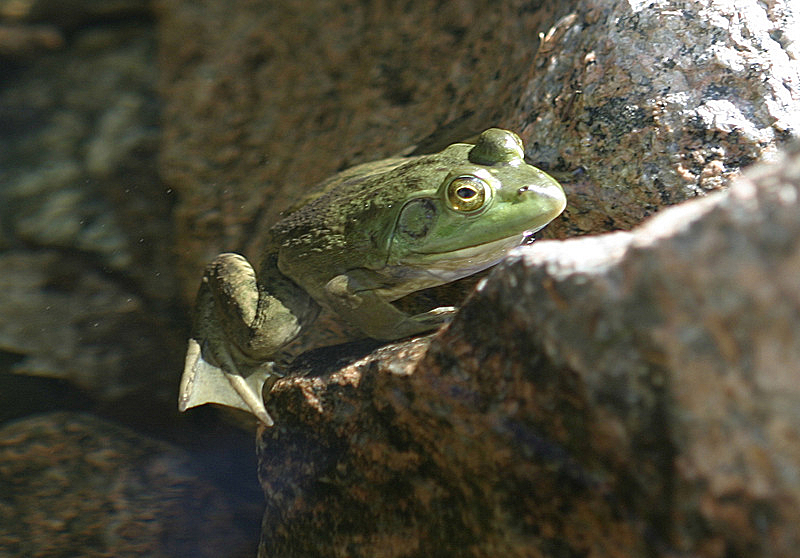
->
(457, 186, 476, 199)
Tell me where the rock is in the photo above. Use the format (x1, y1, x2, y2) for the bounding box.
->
(0, 11, 182, 404)
(0, 16, 173, 307)
(519, 0, 800, 236)
(256, 141, 800, 556)
(0, 412, 254, 558)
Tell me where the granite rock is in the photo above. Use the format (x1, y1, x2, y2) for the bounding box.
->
(519, 0, 800, 237)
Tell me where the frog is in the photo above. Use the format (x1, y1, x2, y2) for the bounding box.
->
(179, 128, 566, 426)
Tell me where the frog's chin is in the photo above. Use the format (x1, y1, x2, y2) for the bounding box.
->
(400, 232, 528, 278)
(378, 233, 534, 300)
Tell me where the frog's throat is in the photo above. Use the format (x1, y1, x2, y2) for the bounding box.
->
(387, 233, 527, 287)
(406, 232, 528, 260)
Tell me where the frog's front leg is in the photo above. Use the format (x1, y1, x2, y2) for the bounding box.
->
(179, 253, 317, 425)
(323, 272, 456, 340)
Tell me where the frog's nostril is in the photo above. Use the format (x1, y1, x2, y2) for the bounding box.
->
(517, 185, 532, 194)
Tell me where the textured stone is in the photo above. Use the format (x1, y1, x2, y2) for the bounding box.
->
(256, 141, 800, 556)
(456, 142, 800, 557)
(518, 0, 800, 236)
(0, 412, 254, 558)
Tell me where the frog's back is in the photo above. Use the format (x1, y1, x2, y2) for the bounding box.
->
(270, 144, 472, 257)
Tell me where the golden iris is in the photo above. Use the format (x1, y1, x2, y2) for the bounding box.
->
(446, 176, 489, 213)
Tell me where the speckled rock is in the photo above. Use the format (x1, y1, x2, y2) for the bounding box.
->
(256, 141, 800, 556)
(494, 140, 800, 557)
(518, 0, 800, 236)
(0, 412, 253, 558)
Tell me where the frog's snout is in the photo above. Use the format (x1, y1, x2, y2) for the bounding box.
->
(516, 179, 567, 218)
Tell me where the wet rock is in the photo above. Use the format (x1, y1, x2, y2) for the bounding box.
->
(256, 141, 800, 556)
(0, 412, 254, 558)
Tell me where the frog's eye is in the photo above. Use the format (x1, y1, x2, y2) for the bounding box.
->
(446, 176, 490, 213)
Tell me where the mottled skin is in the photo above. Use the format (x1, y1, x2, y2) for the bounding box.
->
(179, 129, 566, 425)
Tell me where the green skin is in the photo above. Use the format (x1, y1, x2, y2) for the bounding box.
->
(179, 129, 566, 425)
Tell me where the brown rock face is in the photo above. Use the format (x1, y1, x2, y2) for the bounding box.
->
(257, 143, 800, 556)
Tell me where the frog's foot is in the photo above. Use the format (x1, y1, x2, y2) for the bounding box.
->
(417, 306, 457, 323)
(179, 338, 276, 426)
(399, 306, 457, 335)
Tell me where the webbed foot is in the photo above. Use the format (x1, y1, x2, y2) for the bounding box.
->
(179, 338, 276, 426)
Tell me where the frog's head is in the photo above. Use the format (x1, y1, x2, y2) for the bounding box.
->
(386, 128, 566, 281)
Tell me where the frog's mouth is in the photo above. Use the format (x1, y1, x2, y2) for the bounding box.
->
(399, 232, 530, 276)
(378, 232, 537, 300)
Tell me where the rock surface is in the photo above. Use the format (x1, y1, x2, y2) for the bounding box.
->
(257, 141, 800, 556)
(0, 412, 255, 558)
(517, 0, 800, 237)
(0, 14, 174, 305)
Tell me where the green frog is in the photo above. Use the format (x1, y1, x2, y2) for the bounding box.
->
(179, 128, 566, 425)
